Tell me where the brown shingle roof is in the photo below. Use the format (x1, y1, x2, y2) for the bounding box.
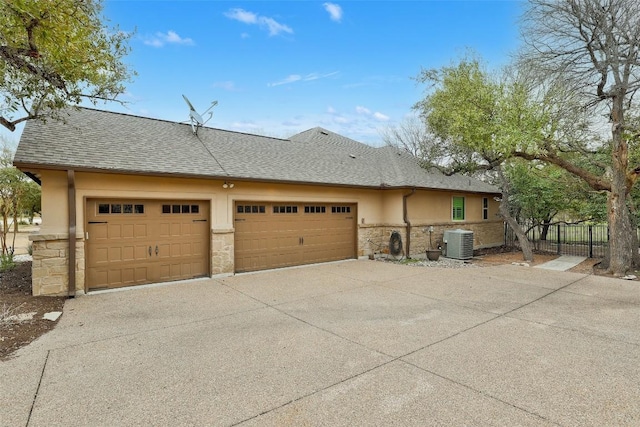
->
(14, 107, 499, 194)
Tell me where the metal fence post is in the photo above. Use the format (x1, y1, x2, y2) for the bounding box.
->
(589, 225, 593, 258)
(504, 222, 508, 246)
(557, 224, 561, 255)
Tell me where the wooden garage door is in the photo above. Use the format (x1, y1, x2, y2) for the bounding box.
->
(86, 199, 209, 290)
(234, 202, 356, 273)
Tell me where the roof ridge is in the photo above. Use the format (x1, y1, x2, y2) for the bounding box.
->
(77, 106, 291, 142)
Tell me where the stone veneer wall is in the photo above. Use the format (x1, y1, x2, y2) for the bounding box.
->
(358, 224, 407, 257)
(211, 229, 234, 275)
(30, 234, 85, 296)
(358, 221, 504, 258)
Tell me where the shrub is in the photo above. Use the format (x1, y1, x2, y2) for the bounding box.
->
(0, 251, 15, 272)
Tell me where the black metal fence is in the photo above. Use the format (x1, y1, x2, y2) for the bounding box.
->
(505, 223, 609, 258)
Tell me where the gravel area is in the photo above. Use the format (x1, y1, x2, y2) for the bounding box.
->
(376, 256, 478, 269)
(13, 254, 33, 262)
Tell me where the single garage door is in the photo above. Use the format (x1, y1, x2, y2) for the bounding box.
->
(86, 199, 209, 290)
(234, 202, 356, 272)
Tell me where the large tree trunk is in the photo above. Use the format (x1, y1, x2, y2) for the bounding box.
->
(499, 201, 534, 262)
(540, 217, 552, 241)
(605, 192, 637, 276)
(605, 95, 639, 276)
(497, 167, 533, 261)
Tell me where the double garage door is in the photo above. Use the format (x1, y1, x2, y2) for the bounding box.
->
(234, 202, 357, 272)
(85, 199, 356, 290)
(86, 199, 210, 290)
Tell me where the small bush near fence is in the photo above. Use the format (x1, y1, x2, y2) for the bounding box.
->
(505, 223, 614, 258)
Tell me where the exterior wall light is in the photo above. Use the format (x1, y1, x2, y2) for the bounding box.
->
(223, 181, 234, 189)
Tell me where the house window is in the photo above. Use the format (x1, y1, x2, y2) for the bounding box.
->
(482, 198, 489, 220)
(452, 197, 465, 221)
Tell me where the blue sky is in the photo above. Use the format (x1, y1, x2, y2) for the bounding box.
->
(4, 1, 524, 147)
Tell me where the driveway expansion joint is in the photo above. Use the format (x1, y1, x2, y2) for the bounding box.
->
(26, 350, 49, 427)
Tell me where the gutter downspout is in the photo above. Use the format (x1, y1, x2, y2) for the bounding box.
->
(403, 188, 416, 258)
(67, 170, 76, 298)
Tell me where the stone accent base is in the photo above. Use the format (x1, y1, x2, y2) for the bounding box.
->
(30, 234, 85, 296)
(211, 229, 234, 275)
(359, 221, 504, 258)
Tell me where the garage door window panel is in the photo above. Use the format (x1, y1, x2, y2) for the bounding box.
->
(237, 205, 265, 214)
(304, 206, 326, 213)
(273, 205, 298, 214)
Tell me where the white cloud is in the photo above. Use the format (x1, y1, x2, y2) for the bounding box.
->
(144, 30, 194, 47)
(323, 3, 343, 22)
(356, 105, 389, 121)
(144, 39, 163, 48)
(327, 106, 337, 114)
(224, 9, 258, 24)
(230, 120, 261, 132)
(305, 71, 339, 81)
(373, 112, 390, 121)
(268, 74, 302, 87)
(260, 17, 293, 36)
(268, 71, 338, 87)
(225, 8, 293, 36)
(213, 81, 238, 91)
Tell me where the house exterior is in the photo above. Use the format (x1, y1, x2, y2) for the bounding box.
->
(14, 108, 503, 296)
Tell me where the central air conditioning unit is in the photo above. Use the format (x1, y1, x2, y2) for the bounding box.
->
(443, 229, 474, 260)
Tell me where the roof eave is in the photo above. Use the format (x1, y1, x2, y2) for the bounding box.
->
(12, 162, 501, 194)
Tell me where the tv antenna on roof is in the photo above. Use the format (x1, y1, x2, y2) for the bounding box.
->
(182, 94, 217, 134)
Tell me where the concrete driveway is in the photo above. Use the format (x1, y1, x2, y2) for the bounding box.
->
(2, 260, 639, 426)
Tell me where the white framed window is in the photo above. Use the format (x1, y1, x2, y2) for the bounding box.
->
(452, 196, 465, 221)
(482, 197, 489, 220)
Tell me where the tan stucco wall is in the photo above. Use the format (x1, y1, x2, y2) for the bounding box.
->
(31, 170, 503, 294)
(40, 171, 388, 234)
(406, 190, 500, 224)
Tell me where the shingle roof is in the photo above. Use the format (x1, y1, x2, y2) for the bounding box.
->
(14, 107, 499, 194)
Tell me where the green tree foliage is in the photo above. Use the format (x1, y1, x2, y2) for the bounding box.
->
(0, 143, 40, 254)
(414, 40, 640, 275)
(516, 0, 640, 276)
(412, 57, 539, 261)
(0, 0, 134, 131)
(21, 179, 40, 224)
(504, 160, 597, 239)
